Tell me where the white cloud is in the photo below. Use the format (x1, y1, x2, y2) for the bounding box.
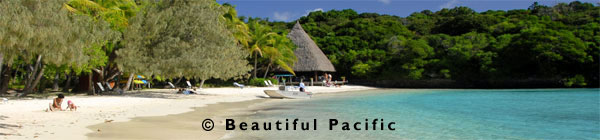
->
(440, 0, 459, 9)
(273, 12, 292, 21)
(303, 8, 324, 17)
(377, 0, 391, 4)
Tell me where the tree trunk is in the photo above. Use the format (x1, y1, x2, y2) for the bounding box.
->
(52, 73, 60, 91)
(37, 75, 46, 93)
(0, 65, 12, 95)
(263, 63, 272, 79)
(88, 73, 94, 95)
(63, 72, 72, 92)
(199, 79, 206, 89)
(21, 65, 45, 96)
(0, 53, 4, 82)
(92, 68, 104, 83)
(123, 73, 134, 91)
(25, 55, 43, 90)
(23, 65, 34, 90)
(105, 71, 120, 82)
(174, 77, 183, 85)
(253, 53, 258, 78)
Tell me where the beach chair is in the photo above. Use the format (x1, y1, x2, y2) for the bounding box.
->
(96, 82, 105, 92)
(263, 81, 270, 87)
(233, 82, 245, 89)
(186, 81, 192, 88)
(267, 80, 275, 86)
(167, 82, 176, 88)
(105, 82, 113, 91)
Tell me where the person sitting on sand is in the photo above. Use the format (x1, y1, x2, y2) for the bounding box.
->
(299, 82, 306, 92)
(49, 94, 65, 111)
(66, 100, 77, 111)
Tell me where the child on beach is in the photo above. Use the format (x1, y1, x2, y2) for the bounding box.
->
(48, 94, 64, 111)
(66, 100, 77, 111)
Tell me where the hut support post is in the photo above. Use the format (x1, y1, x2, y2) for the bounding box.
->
(314, 71, 318, 83)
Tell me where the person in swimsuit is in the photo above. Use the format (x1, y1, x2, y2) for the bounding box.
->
(66, 100, 77, 111)
(49, 94, 64, 111)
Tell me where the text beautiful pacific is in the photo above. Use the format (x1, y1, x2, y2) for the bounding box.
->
(225, 118, 397, 131)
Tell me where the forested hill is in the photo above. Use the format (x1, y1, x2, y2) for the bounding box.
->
(267, 1, 599, 88)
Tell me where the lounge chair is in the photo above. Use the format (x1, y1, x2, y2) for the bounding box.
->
(96, 82, 105, 92)
(233, 82, 244, 89)
(267, 80, 275, 86)
(105, 82, 113, 90)
(167, 82, 175, 89)
(167, 82, 176, 88)
(186, 81, 192, 88)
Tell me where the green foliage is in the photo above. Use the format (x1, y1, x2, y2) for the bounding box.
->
(116, 0, 251, 82)
(0, 0, 119, 68)
(66, 0, 140, 32)
(247, 78, 277, 87)
(563, 75, 587, 87)
(290, 2, 598, 87)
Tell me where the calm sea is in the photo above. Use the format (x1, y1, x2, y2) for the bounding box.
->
(224, 89, 600, 139)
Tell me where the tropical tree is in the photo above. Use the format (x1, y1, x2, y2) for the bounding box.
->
(65, 0, 139, 31)
(247, 21, 276, 78)
(0, 0, 119, 96)
(116, 0, 251, 89)
(222, 3, 251, 48)
(64, 0, 141, 92)
(0, 0, 33, 94)
(262, 34, 297, 78)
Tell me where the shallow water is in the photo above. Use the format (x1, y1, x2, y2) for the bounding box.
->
(224, 89, 600, 139)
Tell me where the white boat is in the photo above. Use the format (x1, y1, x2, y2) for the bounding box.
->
(264, 86, 312, 99)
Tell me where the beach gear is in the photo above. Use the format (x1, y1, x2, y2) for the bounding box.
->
(167, 82, 176, 88)
(105, 82, 113, 90)
(186, 81, 192, 88)
(96, 82, 105, 92)
(267, 80, 275, 86)
(234, 82, 245, 89)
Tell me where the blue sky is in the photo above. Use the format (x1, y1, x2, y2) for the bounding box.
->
(217, 0, 597, 22)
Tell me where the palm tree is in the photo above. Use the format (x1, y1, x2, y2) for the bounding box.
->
(262, 34, 297, 78)
(248, 21, 276, 78)
(222, 3, 250, 48)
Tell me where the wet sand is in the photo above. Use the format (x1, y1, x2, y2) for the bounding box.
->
(86, 99, 288, 140)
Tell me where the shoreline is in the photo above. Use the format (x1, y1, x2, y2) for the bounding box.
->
(0, 85, 377, 139)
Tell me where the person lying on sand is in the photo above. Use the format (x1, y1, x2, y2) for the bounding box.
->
(49, 94, 64, 111)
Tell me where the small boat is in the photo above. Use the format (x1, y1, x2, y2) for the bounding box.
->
(264, 86, 312, 99)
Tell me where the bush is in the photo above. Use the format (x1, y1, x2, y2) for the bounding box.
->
(248, 78, 278, 87)
(249, 78, 267, 87)
(563, 75, 587, 87)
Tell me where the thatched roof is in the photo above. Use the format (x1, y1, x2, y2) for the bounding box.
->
(287, 21, 336, 72)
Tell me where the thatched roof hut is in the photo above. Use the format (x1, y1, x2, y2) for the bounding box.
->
(288, 21, 336, 73)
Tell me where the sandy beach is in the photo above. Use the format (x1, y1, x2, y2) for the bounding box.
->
(0, 85, 376, 139)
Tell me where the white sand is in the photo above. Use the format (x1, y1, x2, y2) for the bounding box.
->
(0, 85, 376, 139)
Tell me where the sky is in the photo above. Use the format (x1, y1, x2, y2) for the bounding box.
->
(217, 0, 598, 22)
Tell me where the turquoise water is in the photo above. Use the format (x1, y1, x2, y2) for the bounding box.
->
(225, 89, 600, 139)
